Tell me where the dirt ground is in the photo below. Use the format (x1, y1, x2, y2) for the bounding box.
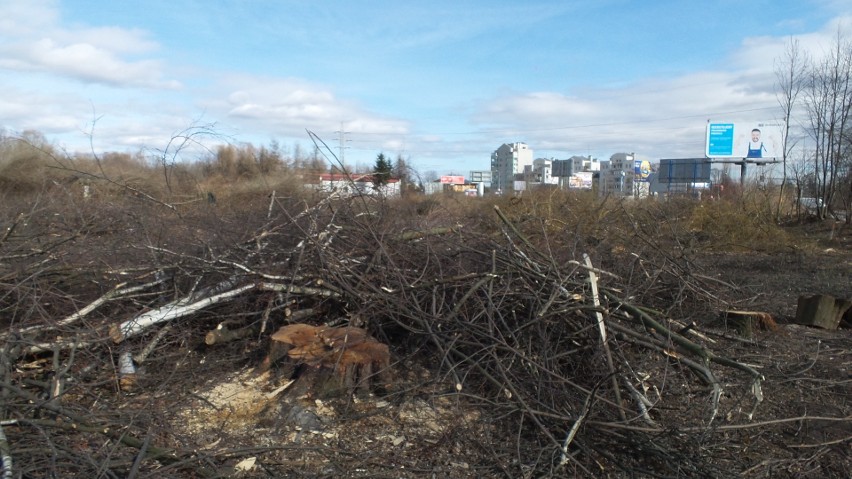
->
(693, 221, 851, 321)
(680, 222, 851, 477)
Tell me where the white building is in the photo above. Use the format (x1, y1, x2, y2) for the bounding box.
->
(491, 142, 533, 194)
(568, 155, 599, 172)
(316, 174, 401, 197)
(599, 153, 635, 198)
(532, 158, 559, 185)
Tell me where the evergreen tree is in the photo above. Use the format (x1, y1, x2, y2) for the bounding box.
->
(373, 152, 392, 187)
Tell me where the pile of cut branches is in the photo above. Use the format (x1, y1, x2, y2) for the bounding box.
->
(0, 190, 845, 477)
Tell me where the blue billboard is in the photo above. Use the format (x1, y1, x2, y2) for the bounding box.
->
(706, 123, 735, 157)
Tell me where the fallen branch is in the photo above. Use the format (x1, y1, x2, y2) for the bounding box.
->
(559, 373, 612, 468)
(0, 422, 12, 479)
(110, 283, 257, 343)
(4, 277, 167, 341)
(583, 253, 625, 422)
(603, 290, 763, 380)
(111, 281, 342, 343)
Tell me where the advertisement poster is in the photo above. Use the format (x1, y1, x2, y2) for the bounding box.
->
(705, 121, 784, 159)
(634, 159, 651, 182)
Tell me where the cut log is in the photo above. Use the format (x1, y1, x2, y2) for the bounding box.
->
(721, 310, 778, 338)
(795, 294, 852, 330)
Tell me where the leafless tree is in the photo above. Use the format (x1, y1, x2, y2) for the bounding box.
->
(802, 29, 852, 219)
(774, 37, 808, 221)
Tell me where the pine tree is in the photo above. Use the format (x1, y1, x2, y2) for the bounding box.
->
(373, 152, 392, 188)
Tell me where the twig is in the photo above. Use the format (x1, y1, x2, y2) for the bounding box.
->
(584, 254, 625, 422)
(589, 415, 852, 433)
(110, 283, 257, 343)
(787, 434, 852, 448)
(0, 381, 215, 476)
(134, 323, 173, 364)
(267, 190, 276, 219)
(558, 373, 613, 468)
(623, 379, 657, 426)
(126, 427, 152, 479)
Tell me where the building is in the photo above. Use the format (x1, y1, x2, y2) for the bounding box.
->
(491, 142, 533, 194)
(316, 173, 401, 197)
(599, 152, 635, 198)
(469, 170, 492, 186)
(569, 155, 599, 173)
(554, 155, 598, 189)
(532, 158, 559, 185)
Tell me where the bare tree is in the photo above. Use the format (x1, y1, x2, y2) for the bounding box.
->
(803, 29, 852, 219)
(774, 37, 808, 221)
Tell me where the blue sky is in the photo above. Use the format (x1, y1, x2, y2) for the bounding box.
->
(1, 0, 851, 176)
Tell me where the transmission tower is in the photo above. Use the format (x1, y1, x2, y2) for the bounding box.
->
(335, 122, 351, 166)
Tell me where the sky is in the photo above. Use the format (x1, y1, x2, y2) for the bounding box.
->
(1, 0, 851, 177)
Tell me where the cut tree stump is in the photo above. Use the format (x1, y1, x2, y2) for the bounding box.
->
(721, 310, 778, 338)
(795, 294, 852, 330)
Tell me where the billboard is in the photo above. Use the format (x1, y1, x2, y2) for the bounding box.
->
(552, 159, 573, 177)
(659, 159, 711, 184)
(567, 172, 593, 189)
(634, 159, 652, 182)
(705, 121, 784, 159)
(440, 175, 465, 185)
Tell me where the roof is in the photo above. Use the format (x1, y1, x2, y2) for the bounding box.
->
(319, 174, 400, 183)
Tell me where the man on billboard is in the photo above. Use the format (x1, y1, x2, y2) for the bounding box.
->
(746, 128, 768, 158)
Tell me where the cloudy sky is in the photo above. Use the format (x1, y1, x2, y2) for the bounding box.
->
(1, 0, 851, 175)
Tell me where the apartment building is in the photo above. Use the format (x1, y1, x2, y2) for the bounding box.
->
(599, 152, 635, 197)
(491, 142, 533, 193)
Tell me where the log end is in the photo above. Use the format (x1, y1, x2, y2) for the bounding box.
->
(795, 294, 852, 330)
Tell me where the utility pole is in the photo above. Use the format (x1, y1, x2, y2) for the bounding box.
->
(334, 122, 350, 167)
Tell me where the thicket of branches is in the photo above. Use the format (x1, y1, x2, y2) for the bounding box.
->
(3, 147, 848, 478)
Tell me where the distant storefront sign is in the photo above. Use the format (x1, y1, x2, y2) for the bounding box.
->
(440, 175, 466, 185)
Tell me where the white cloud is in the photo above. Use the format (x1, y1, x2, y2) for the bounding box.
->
(0, 0, 179, 89)
(0, 0, 58, 37)
(204, 74, 410, 140)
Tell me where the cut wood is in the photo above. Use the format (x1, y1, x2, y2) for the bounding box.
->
(795, 294, 852, 330)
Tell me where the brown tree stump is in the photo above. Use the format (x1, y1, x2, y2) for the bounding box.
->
(795, 294, 852, 330)
(721, 310, 778, 338)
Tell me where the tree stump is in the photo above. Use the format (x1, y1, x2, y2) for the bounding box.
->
(262, 323, 392, 398)
(795, 294, 852, 330)
(721, 310, 778, 338)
